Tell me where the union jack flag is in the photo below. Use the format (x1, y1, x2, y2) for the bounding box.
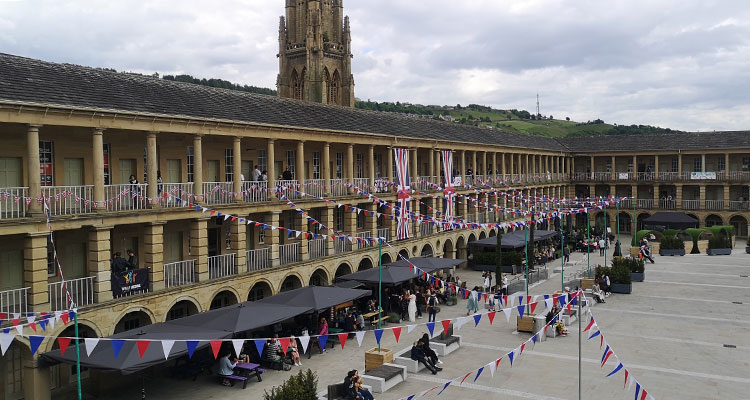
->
(394, 147, 411, 240)
(441, 150, 455, 229)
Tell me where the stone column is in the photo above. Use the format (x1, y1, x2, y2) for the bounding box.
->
(27, 125, 42, 214)
(471, 151, 477, 176)
(190, 218, 209, 281)
(365, 203, 378, 239)
(411, 147, 418, 183)
(386, 146, 394, 184)
(589, 156, 595, 175)
(701, 154, 706, 173)
(525, 154, 530, 177)
(86, 227, 112, 303)
(146, 132, 158, 202)
(322, 205, 335, 255)
(193, 135, 204, 198)
(346, 144, 354, 188)
(723, 184, 730, 210)
(459, 150, 466, 180)
(322, 142, 331, 195)
(266, 211, 281, 267)
(435, 150, 441, 184)
(699, 185, 706, 209)
(229, 217, 247, 271)
(233, 137, 242, 196)
(368, 144, 375, 189)
(675, 184, 683, 205)
(654, 155, 660, 176)
(724, 153, 730, 174)
(428, 148, 435, 183)
(507, 153, 512, 176)
(92, 128, 105, 207)
(143, 222, 165, 292)
(297, 211, 309, 261)
(267, 139, 276, 190)
(632, 185, 638, 201)
(677, 153, 683, 176)
(23, 355, 51, 400)
(296, 140, 305, 184)
(24, 233, 50, 311)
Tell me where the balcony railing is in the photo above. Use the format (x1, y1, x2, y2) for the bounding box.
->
(42, 185, 94, 216)
(164, 260, 196, 288)
(353, 178, 370, 192)
(308, 238, 328, 260)
(304, 179, 325, 198)
(208, 253, 237, 280)
(705, 200, 724, 210)
(377, 227, 391, 242)
(682, 199, 700, 210)
(413, 177, 432, 192)
(334, 238, 352, 254)
(162, 183, 194, 208)
(658, 172, 679, 181)
(246, 247, 270, 271)
(420, 223, 434, 236)
(729, 201, 750, 211)
(202, 182, 235, 205)
(330, 179, 348, 197)
(636, 199, 654, 209)
(0, 187, 28, 219)
(727, 171, 750, 182)
(277, 180, 299, 200)
(48, 276, 95, 311)
(0, 287, 29, 314)
(659, 199, 676, 209)
(279, 242, 301, 265)
(105, 184, 148, 211)
(355, 231, 372, 249)
(242, 181, 268, 203)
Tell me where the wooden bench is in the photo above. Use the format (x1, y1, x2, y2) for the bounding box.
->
(370, 315, 389, 327)
(222, 374, 248, 389)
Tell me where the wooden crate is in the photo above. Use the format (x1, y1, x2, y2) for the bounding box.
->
(516, 314, 535, 333)
(365, 348, 393, 372)
(581, 278, 596, 290)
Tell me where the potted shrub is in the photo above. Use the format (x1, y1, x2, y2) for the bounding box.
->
(609, 263, 632, 294)
(264, 369, 318, 400)
(685, 228, 704, 254)
(659, 234, 685, 256)
(707, 228, 732, 255)
(611, 257, 645, 282)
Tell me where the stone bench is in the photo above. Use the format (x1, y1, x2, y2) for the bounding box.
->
(319, 381, 373, 400)
(393, 346, 425, 373)
(430, 334, 461, 356)
(361, 363, 407, 393)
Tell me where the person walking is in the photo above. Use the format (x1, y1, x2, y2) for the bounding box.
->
(466, 291, 479, 316)
(598, 237, 606, 256)
(501, 274, 509, 296)
(427, 291, 438, 322)
(408, 290, 417, 322)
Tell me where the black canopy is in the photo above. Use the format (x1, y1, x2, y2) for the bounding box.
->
(336, 266, 426, 286)
(168, 302, 313, 333)
(386, 257, 465, 271)
(642, 212, 699, 230)
(257, 286, 371, 311)
(470, 230, 559, 250)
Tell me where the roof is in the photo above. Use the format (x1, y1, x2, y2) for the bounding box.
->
(470, 229, 559, 249)
(0, 53, 566, 151)
(560, 131, 750, 153)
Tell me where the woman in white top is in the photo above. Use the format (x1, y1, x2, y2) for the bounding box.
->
(408, 291, 417, 322)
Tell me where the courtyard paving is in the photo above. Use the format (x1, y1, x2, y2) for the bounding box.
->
(98, 236, 750, 400)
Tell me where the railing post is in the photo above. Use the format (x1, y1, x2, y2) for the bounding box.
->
(86, 226, 113, 304)
(144, 222, 165, 292)
(191, 217, 210, 281)
(24, 233, 49, 311)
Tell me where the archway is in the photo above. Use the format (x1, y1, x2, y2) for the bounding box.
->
(420, 244, 434, 257)
(309, 268, 329, 286)
(636, 213, 651, 231)
(442, 239, 454, 259)
(165, 299, 200, 321)
(575, 214, 587, 228)
(210, 290, 239, 310)
(618, 212, 632, 234)
(730, 215, 748, 237)
(280, 275, 302, 293)
(380, 253, 393, 265)
(489, 229, 496, 237)
(705, 214, 723, 227)
(468, 233, 477, 244)
(456, 236, 467, 260)
(48, 322, 99, 395)
(335, 262, 353, 277)
(248, 281, 273, 301)
(398, 249, 410, 260)
(479, 231, 487, 240)
(114, 310, 153, 334)
(358, 258, 373, 271)
(1, 341, 28, 399)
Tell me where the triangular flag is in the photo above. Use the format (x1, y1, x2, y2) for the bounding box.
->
(210, 340, 223, 359)
(455, 317, 466, 330)
(502, 307, 512, 322)
(0, 333, 15, 355)
(517, 305, 525, 318)
(231, 339, 245, 359)
(624, 369, 630, 388)
(488, 359, 497, 377)
(635, 382, 641, 400)
(254, 339, 265, 357)
(460, 371, 472, 385)
(508, 350, 515, 366)
(607, 362, 624, 377)
(518, 296, 524, 306)
(426, 322, 435, 337)
(588, 330, 601, 340)
(57, 337, 71, 356)
(84, 338, 99, 356)
(186, 341, 199, 359)
(338, 333, 348, 349)
(441, 319, 451, 334)
(137, 340, 150, 359)
(584, 318, 596, 332)
(373, 329, 383, 345)
(279, 338, 290, 355)
(473, 314, 482, 326)
(161, 340, 175, 360)
(299, 336, 310, 353)
(355, 331, 365, 347)
(602, 350, 614, 367)
(392, 327, 402, 343)
(545, 298, 553, 310)
(111, 340, 126, 359)
(487, 311, 496, 325)
(25, 335, 44, 356)
(318, 335, 328, 351)
(601, 345, 611, 364)
(437, 380, 452, 395)
(520, 342, 527, 354)
(530, 302, 538, 314)
(407, 324, 416, 334)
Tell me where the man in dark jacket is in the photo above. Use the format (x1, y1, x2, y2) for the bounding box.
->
(282, 167, 293, 180)
(410, 339, 439, 374)
(111, 252, 130, 275)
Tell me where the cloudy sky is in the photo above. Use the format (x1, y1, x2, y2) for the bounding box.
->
(2, 0, 749, 131)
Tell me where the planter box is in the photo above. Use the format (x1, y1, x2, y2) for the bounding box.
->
(650, 242, 660, 253)
(365, 348, 393, 372)
(516, 313, 536, 333)
(631, 272, 644, 282)
(629, 247, 639, 258)
(610, 283, 632, 294)
(746, 246, 750, 254)
(707, 248, 732, 256)
(581, 278, 596, 290)
(659, 249, 685, 256)
(697, 240, 709, 254)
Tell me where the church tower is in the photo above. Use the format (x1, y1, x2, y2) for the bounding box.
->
(277, 0, 355, 107)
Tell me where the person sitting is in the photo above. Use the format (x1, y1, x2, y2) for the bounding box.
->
(218, 351, 238, 386)
(410, 340, 439, 374)
(421, 333, 442, 365)
(289, 336, 301, 366)
(352, 370, 374, 400)
(237, 344, 250, 363)
(592, 280, 606, 303)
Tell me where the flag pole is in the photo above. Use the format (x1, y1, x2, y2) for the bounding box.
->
(74, 308, 82, 400)
(587, 210, 590, 278)
(561, 211, 565, 292)
(578, 289, 582, 400)
(377, 238, 382, 352)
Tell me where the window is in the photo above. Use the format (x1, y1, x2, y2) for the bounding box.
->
(39, 141, 54, 186)
(225, 148, 234, 182)
(123, 317, 140, 332)
(374, 153, 382, 177)
(335, 152, 343, 179)
(286, 150, 296, 177)
(47, 235, 56, 276)
(257, 216, 265, 244)
(312, 152, 321, 179)
(335, 206, 344, 231)
(671, 157, 678, 173)
(103, 144, 111, 185)
(742, 157, 750, 172)
(225, 223, 231, 250)
(287, 211, 297, 231)
(257, 149, 267, 174)
(357, 208, 365, 229)
(693, 157, 702, 173)
(718, 157, 726, 172)
(187, 146, 194, 182)
(356, 153, 364, 178)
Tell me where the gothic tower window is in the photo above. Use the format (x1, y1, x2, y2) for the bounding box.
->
(292, 68, 306, 100)
(328, 70, 340, 105)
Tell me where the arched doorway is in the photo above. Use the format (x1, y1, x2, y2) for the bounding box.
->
(358, 258, 373, 271)
(730, 215, 748, 237)
(1, 341, 28, 399)
(468, 233, 477, 244)
(489, 229, 496, 237)
(443, 239, 454, 259)
(210, 290, 238, 310)
(248, 281, 273, 301)
(420, 244, 434, 257)
(398, 249, 409, 260)
(479, 231, 487, 240)
(280, 275, 302, 292)
(166, 299, 199, 321)
(309, 268, 329, 286)
(335, 263, 352, 277)
(636, 213, 651, 231)
(48, 323, 99, 395)
(618, 212, 632, 234)
(575, 214, 587, 228)
(380, 253, 393, 265)
(456, 236, 467, 260)
(114, 310, 153, 334)
(705, 214, 723, 227)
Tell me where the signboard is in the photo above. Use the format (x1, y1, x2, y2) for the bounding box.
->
(111, 268, 149, 297)
(690, 172, 716, 180)
(618, 172, 629, 180)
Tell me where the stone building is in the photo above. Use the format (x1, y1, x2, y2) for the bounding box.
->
(276, 0, 355, 107)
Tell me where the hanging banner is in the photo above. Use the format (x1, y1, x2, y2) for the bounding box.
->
(393, 147, 411, 240)
(441, 150, 455, 229)
(690, 172, 716, 180)
(111, 268, 150, 297)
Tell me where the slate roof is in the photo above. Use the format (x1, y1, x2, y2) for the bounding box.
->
(0, 53, 566, 151)
(559, 131, 750, 153)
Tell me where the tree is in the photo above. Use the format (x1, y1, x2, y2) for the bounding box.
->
(548, 115, 553, 120)
(264, 369, 318, 400)
(566, 117, 570, 121)
(495, 231, 503, 287)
